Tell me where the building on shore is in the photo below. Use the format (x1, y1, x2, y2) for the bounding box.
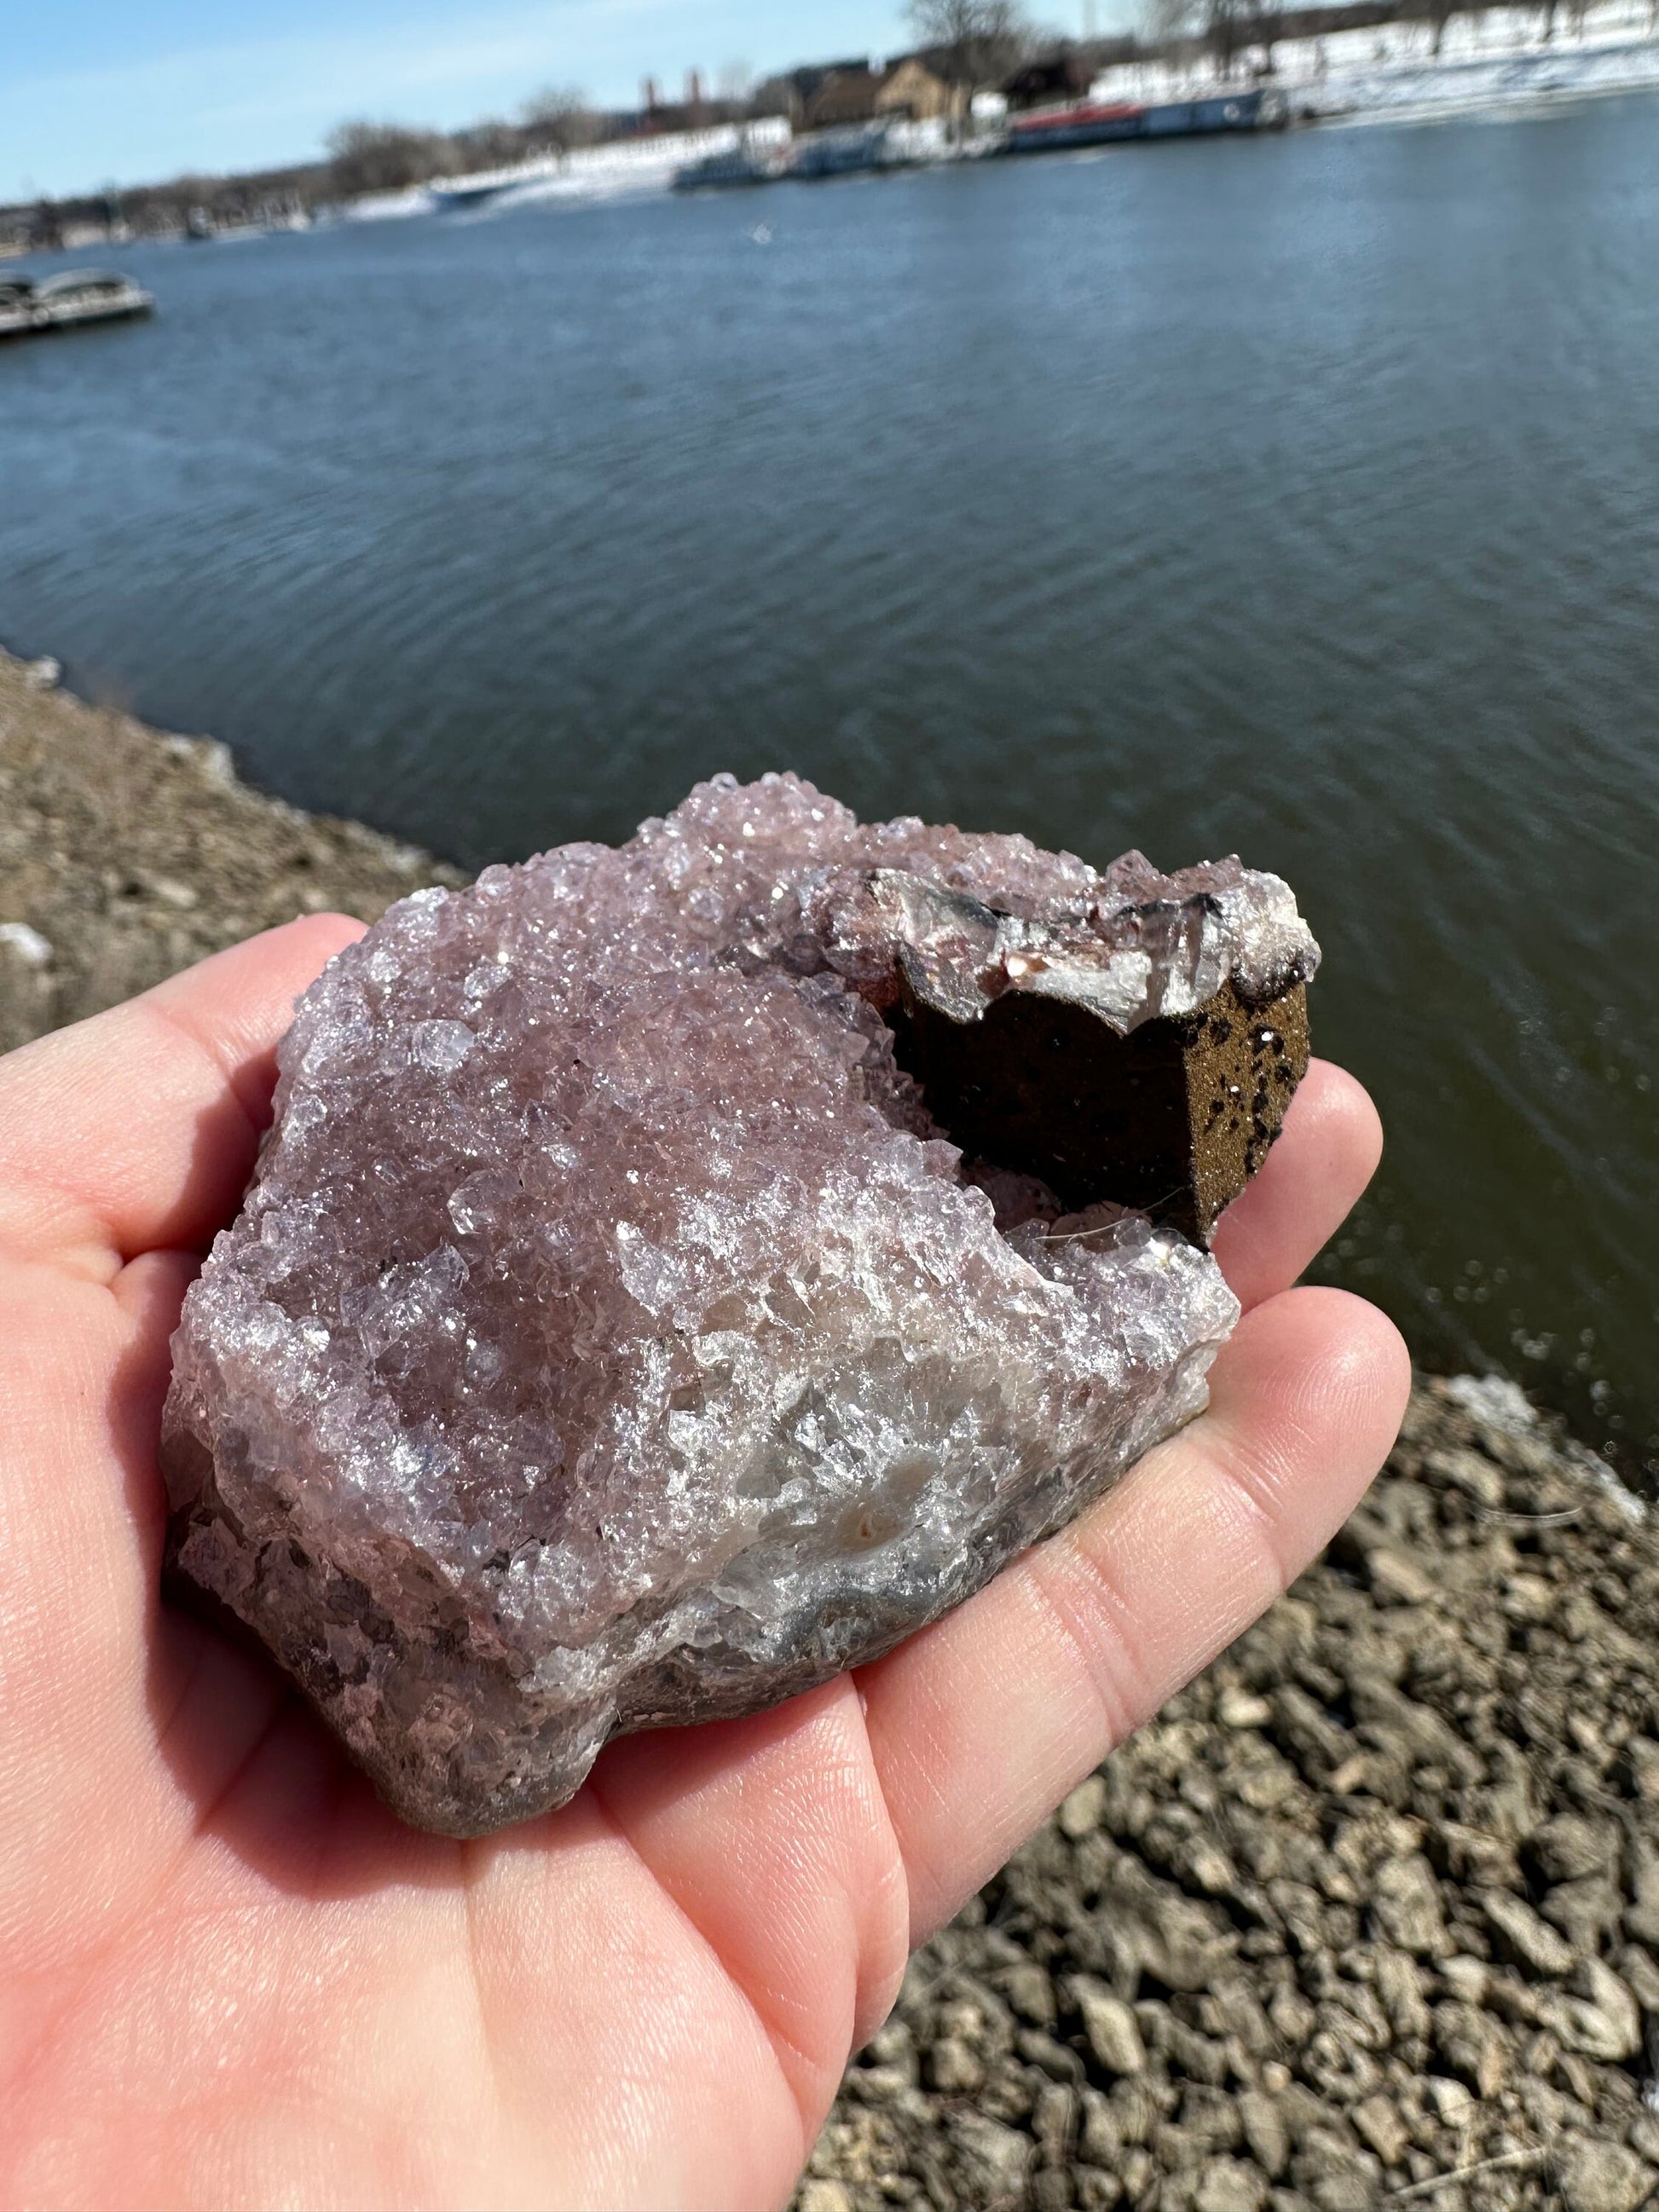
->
(875, 57, 958, 121)
(1003, 52, 1097, 108)
(804, 63, 885, 128)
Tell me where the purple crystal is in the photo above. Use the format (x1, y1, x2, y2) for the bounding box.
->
(161, 776, 1318, 1835)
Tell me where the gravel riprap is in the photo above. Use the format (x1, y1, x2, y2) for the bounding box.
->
(3, 647, 1653, 2212)
(0, 645, 461, 1054)
(801, 1377, 1659, 2212)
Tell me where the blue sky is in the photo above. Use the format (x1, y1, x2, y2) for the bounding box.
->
(13, 0, 1084, 201)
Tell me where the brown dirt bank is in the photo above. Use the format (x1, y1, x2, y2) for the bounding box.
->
(0, 645, 464, 1053)
(3, 649, 1655, 2209)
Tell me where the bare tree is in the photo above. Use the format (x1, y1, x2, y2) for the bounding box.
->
(519, 85, 603, 153)
(325, 122, 455, 197)
(1142, 0, 1201, 39)
(749, 74, 801, 120)
(1197, 0, 1281, 78)
(451, 117, 523, 168)
(905, 0, 1033, 130)
(1200, 0, 1246, 77)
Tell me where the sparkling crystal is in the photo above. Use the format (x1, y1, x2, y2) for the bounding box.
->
(161, 776, 1318, 1835)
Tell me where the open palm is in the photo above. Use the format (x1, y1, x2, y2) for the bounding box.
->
(0, 916, 1408, 2210)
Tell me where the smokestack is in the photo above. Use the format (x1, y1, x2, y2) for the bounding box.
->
(642, 75, 659, 111)
(687, 67, 703, 105)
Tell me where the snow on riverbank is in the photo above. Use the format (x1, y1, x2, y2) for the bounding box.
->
(1293, 22, 1659, 124)
(343, 120, 793, 222)
(1091, 0, 1659, 126)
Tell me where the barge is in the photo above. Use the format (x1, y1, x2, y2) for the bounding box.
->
(1005, 85, 1286, 151)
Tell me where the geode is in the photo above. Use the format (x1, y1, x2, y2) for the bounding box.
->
(161, 776, 1318, 1836)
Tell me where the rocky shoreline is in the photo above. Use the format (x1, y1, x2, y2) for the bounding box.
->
(3, 649, 1656, 2209)
(0, 646, 463, 1056)
(802, 1375, 1659, 2212)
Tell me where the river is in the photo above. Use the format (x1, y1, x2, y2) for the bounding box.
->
(3, 96, 1657, 1483)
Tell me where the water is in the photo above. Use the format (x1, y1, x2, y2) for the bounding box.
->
(4, 101, 1657, 1481)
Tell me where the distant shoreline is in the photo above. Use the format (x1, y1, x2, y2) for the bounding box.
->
(9, 2, 1659, 253)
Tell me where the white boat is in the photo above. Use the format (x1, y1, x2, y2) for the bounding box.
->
(790, 119, 926, 179)
(0, 270, 154, 339)
(673, 131, 792, 190)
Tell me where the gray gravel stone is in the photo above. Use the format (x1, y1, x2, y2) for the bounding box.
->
(928, 2037, 986, 2094)
(1482, 1887, 1577, 1974)
(1535, 1812, 1619, 1883)
(1194, 2157, 1269, 2212)
(798, 2185, 856, 2212)
(1072, 1984, 1147, 2077)
(1368, 1855, 1446, 1957)
(1555, 2134, 1656, 2212)
(950, 2112, 1032, 2205)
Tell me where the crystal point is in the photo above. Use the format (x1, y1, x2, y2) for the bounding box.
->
(161, 777, 1318, 1835)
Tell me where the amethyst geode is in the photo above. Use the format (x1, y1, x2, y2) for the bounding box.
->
(162, 777, 1319, 1836)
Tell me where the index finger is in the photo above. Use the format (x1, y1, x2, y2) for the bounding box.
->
(1211, 1058, 1384, 1314)
(0, 914, 364, 1272)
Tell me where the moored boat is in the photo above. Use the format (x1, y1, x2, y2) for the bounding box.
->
(1005, 85, 1286, 151)
(428, 176, 518, 211)
(790, 119, 924, 180)
(0, 270, 154, 339)
(673, 137, 791, 191)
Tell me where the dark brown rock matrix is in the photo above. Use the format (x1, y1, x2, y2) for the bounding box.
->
(898, 972, 1309, 1250)
(159, 775, 1317, 1836)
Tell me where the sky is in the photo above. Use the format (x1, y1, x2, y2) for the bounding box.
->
(8, 0, 1102, 202)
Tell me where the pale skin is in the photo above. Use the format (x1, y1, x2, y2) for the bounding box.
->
(0, 915, 1410, 2212)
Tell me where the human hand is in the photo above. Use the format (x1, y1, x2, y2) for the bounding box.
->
(0, 917, 1408, 2210)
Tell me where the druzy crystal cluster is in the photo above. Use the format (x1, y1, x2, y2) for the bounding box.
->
(162, 776, 1319, 1836)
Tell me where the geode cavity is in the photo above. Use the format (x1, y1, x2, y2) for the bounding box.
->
(162, 777, 1318, 1836)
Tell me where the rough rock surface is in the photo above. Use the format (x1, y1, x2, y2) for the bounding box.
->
(159, 773, 1316, 1835)
(0, 644, 461, 1055)
(801, 1380, 1659, 2212)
